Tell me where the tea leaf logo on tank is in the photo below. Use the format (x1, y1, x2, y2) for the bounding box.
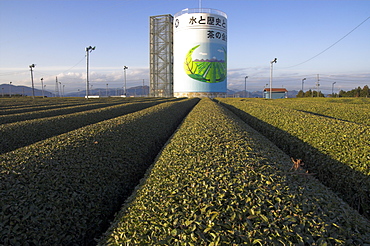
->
(184, 44, 227, 83)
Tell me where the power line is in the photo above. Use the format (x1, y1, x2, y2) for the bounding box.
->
(61, 56, 86, 74)
(0, 56, 86, 79)
(283, 15, 370, 68)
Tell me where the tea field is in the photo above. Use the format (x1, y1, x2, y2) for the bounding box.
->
(1, 97, 369, 245)
(217, 97, 370, 220)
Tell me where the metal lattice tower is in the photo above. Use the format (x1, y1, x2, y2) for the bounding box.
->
(149, 14, 174, 97)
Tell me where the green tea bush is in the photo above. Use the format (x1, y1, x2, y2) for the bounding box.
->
(0, 97, 95, 114)
(0, 99, 170, 154)
(250, 97, 370, 126)
(0, 98, 198, 245)
(99, 98, 370, 245)
(0, 101, 125, 124)
(0, 97, 164, 115)
(218, 98, 370, 219)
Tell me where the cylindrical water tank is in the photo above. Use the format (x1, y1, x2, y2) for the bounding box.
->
(173, 8, 227, 98)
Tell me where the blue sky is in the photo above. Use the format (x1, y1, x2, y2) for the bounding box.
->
(0, 0, 369, 94)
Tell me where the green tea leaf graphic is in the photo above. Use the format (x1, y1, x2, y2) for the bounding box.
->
(189, 74, 207, 82)
(184, 45, 227, 83)
(184, 45, 200, 75)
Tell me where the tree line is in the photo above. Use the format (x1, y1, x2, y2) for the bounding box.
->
(296, 85, 369, 98)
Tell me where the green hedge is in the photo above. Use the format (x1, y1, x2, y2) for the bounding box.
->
(250, 98, 370, 126)
(0, 101, 128, 124)
(0, 98, 91, 114)
(0, 98, 199, 245)
(217, 98, 370, 219)
(0, 97, 161, 115)
(98, 98, 370, 245)
(0, 99, 171, 154)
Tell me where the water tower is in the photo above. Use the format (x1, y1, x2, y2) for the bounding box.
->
(173, 8, 227, 98)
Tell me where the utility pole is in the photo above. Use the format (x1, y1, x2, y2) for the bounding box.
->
(332, 82, 336, 96)
(86, 46, 96, 99)
(55, 76, 60, 97)
(302, 78, 306, 91)
(142, 79, 145, 97)
(269, 58, 277, 99)
(244, 76, 248, 98)
(41, 78, 44, 98)
(29, 64, 35, 98)
(123, 66, 128, 96)
(316, 74, 320, 97)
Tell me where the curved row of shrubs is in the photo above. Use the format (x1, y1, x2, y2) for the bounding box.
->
(0, 98, 174, 154)
(0, 98, 199, 245)
(253, 98, 370, 126)
(99, 98, 370, 245)
(0, 101, 126, 124)
(0, 97, 165, 115)
(0, 98, 92, 114)
(217, 98, 370, 219)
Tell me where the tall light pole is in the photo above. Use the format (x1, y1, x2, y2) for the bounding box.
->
(332, 82, 336, 96)
(29, 64, 35, 98)
(106, 83, 109, 97)
(316, 74, 320, 97)
(301, 78, 306, 91)
(9, 82, 12, 97)
(269, 58, 277, 99)
(244, 76, 248, 98)
(142, 79, 145, 97)
(264, 83, 268, 98)
(123, 66, 128, 96)
(86, 46, 96, 99)
(41, 78, 44, 98)
(59, 82, 62, 97)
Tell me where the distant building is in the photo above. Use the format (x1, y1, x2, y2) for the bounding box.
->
(263, 88, 288, 99)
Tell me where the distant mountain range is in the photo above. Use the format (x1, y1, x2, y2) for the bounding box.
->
(66, 86, 150, 97)
(0, 84, 149, 97)
(0, 84, 299, 98)
(0, 84, 54, 97)
(194, 58, 225, 63)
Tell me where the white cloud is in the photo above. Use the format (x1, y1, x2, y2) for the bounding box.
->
(10, 67, 152, 93)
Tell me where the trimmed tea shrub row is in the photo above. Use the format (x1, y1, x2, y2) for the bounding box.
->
(217, 98, 370, 219)
(252, 98, 370, 126)
(0, 99, 172, 154)
(0, 97, 163, 115)
(99, 98, 370, 245)
(0, 97, 91, 113)
(0, 101, 126, 124)
(0, 98, 199, 245)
